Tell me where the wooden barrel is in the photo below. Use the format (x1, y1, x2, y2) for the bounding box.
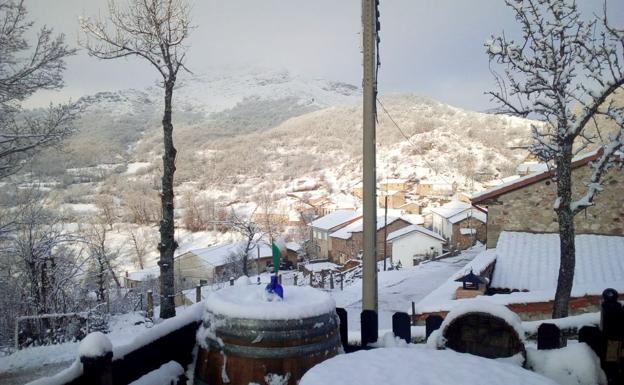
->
(194, 310, 341, 385)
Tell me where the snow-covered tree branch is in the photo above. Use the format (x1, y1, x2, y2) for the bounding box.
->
(487, 0, 624, 318)
(0, 0, 77, 179)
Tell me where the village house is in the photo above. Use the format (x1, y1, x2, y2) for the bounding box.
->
(413, 231, 624, 323)
(308, 210, 361, 260)
(123, 266, 160, 289)
(175, 241, 279, 287)
(429, 200, 486, 250)
(351, 182, 364, 200)
(387, 224, 445, 267)
(329, 216, 412, 264)
(415, 180, 457, 197)
(378, 189, 406, 209)
(285, 241, 303, 263)
(396, 201, 421, 214)
(379, 178, 410, 192)
(472, 150, 624, 248)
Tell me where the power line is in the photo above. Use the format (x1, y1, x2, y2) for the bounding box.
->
(376, 97, 455, 187)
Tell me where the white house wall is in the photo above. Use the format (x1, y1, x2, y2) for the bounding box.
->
(175, 253, 216, 287)
(393, 232, 444, 267)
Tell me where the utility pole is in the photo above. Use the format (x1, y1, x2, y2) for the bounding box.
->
(362, 0, 379, 313)
(383, 194, 388, 271)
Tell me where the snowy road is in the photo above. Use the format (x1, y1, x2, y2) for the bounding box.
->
(330, 247, 481, 331)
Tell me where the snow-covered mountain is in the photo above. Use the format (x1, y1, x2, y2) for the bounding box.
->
(75, 69, 360, 117)
(19, 69, 539, 238)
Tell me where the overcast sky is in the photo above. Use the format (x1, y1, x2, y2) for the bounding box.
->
(24, 0, 624, 111)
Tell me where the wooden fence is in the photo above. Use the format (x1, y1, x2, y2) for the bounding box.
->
(532, 289, 623, 385)
(29, 305, 202, 385)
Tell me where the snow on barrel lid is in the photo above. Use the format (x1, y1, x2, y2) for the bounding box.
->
(205, 284, 335, 320)
(300, 348, 558, 385)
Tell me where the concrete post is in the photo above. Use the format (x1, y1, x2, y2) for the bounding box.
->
(361, 0, 378, 313)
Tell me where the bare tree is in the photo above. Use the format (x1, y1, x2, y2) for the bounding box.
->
(127, 225, 154, 269)
(82, 221, 122, 302)
(487, 0, 623, 318)
(95, 195, 118, 230)
(81, 0, 192, 318)
(2, 188, 83, 316)
(228, 208, 263, 277)
(0, 0, 77, 178)
(256, 189, 285, 241)
(182, 191, 215, 231)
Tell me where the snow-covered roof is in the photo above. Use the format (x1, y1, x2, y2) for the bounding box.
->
(127, 265, 160, 281)
(286, 241, 302, 252)
(308, 210, 361, 231)
(491, 231, 624, 293)
(448, 209, 486, 224)
(429, 200, 472, 219)
(329, 216, 401, 240)
(401, 214, 424, 225)
(186, 243, 243, 266)
(483, 174, 522, 188)
(183, 241, 274, 267)
(516, 162, 548, 174)
(459, 228, 477, 235)
(472, 149, 612, 205)
(387, 224, 445, 243)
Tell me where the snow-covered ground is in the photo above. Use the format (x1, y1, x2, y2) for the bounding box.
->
(332, 248, 482, 332)
(0, 306, 203, 385)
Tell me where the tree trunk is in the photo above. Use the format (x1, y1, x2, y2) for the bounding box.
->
(158, 79, 177, 319)
(242, 235, 251, 277)
(552, 143, 575, 319)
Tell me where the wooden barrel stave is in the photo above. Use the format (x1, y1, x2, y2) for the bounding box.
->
(195, 311, 341, 385)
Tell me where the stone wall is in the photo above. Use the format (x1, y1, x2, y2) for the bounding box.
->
(451, 217, 487, 250)
(485, 166, 624, 248)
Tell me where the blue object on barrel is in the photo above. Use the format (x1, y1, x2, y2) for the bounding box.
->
(265, 275, 283, 299)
